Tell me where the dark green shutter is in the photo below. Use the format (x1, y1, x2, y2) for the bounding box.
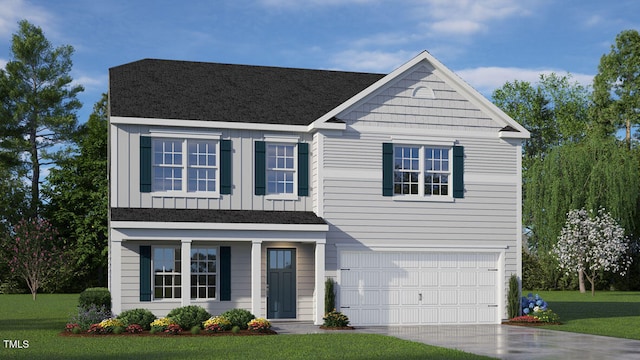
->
(220, 140, 232, 194)
(220, 246, 231, 301)
(140, 246, 152, 301)
(254, 141, 266, 195)
(382, 143, 394, 196)
(140, 136, 152, 193)
(453, 145, 464, 199)
(298, 142, 309, 196)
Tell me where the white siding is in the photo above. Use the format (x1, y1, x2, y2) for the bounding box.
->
(319, 63, 522, 320)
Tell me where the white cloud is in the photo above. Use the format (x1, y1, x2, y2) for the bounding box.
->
(0, 0, 52, 40)
(329, 49, 414, 73)
(456, 66, 594, 96)
(72, 73, 107, 92)
(415, 0, 535, 37)
(0, 57, 7, 68)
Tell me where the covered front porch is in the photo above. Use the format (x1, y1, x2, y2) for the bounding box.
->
(109, 208, 328, 324)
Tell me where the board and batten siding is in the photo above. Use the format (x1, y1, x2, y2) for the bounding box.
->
(110, 125, 313, 212)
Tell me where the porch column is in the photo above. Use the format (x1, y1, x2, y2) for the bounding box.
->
(314, 240, 326, 325)
(181, 239, 192, 307)
(251, 240, 263, 318)
(110, 232, 123, 315)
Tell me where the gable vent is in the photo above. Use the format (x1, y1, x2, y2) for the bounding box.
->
(412, 86, 435, 99)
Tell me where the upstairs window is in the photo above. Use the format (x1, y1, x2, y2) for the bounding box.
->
(140, 136, 231, 195)
(255, 141, 309, 197)
(267, 144, 296, 194)
(383, 143, 463, 199)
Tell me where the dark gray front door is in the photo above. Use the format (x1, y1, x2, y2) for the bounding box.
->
(267, 248, 296, 319)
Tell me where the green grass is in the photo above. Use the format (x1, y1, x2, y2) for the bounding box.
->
(0, 294, 490, 360)
(528, 290, 640, 340)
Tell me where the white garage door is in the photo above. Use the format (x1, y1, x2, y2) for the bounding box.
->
(339, 251, 500, 325)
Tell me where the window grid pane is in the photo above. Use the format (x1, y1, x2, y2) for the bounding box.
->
(267, 144, 295, 194)
(190, 247, 217, 299)
(393, 146, 420, 195)
(187, 140, 218, 192)
(152, 140, 183, 191)
(424, 147, 450, 196)
(153, 247, 181, 299)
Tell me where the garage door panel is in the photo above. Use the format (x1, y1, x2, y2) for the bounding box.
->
(440, 271, 458, 286)
(340, 251, 500, 325)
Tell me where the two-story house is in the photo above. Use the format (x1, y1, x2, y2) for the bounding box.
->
(108, 51, 529, 326)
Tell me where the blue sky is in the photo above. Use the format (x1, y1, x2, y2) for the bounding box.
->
(1, 0, 638, 123)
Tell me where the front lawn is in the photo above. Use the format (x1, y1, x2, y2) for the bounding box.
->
(529, 291, 640, 340)
(0, 294, 491, 360)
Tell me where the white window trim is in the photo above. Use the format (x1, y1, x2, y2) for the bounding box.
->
(152, 246, 182, 301)
(392, 144, 454, 202)
(151, 138, 221, 198)
(265, 142, 298, 200)
(189, 246, 219, 300)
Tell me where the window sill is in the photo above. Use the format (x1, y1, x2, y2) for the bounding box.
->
(148, 191, 221, 199)
(392, 196, 455, 203)
(265, 194, 299, 201)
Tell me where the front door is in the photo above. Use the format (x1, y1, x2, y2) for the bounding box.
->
(267, 248, 296, 318)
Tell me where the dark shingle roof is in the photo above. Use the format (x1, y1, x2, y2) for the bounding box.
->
(110, 208, 326, 225)
(109, 59, 384, 125)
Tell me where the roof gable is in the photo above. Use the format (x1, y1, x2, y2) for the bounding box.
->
(311, 51, 530, 138)
(109, 59, 384, 126)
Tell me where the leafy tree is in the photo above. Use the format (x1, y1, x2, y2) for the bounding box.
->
(526, 137, 640, 258)
(554, 208, 632, 296)
(0, 20, 83, 217)
(43, 94, 108, 289)
(593, 29, 640, 146)
(0, 218, 67, 300)
(492, 73, 590, 171)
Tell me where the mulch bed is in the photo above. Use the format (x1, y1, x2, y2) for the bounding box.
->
(319, 326, 356, 330)
(60, 329, 277, 337)
(502, 321, 561, 327)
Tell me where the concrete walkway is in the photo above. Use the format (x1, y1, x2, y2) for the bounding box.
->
(271, 321, 640, 360)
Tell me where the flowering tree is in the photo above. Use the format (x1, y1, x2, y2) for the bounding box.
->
(1, 218, 66, 300)
(553, 208, 632, 296)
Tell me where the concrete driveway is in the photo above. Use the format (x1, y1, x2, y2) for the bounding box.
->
(272, 322, 640, 360)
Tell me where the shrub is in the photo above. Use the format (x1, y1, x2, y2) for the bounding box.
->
(99, 318, 125, 333)
(112, 326, 124, 334)
(65, 323, 80, 333)
(68, 304, 113, 330)
(247, 318, 271, 332)
(231, 325, 240, 334)
(79, 287, 111, 310)
(521, 293, 548, 315)
(150, 317, 173, 332)
(117, 308, 157, 330)
(325, 278, 336, 314)
(164, 324, 182, 335)
(87, 323, 105, 334)
(203, 316, 232, 332)
(532, 309, 560, 323)
(507, 274, 520, 319)
(190, 325, 201, 335)
(167, 305, 211, 330)
(125, 324, 143, 334)
(220, 308, 255, 330)
(323, 310, 350, 328)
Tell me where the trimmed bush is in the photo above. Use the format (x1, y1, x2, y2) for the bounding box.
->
(79, 287, 111, 310)
(117, 308, 157, 330)
(220, 308, 255, 330)
(507, 274, 520, 319)
(167, 305, 211, 330)
(68, 304, 113, 330)
(325, 278, 336, 314)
